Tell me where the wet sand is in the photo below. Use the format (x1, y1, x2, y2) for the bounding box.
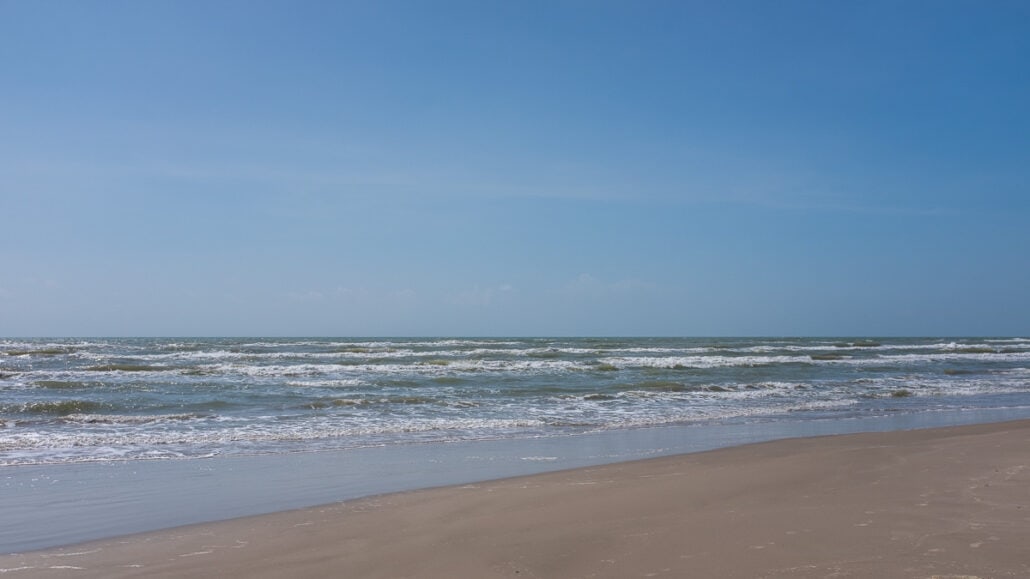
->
(3, 420, 1029, 578)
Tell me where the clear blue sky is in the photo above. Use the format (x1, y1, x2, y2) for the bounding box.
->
(2, 0, 1028, 337)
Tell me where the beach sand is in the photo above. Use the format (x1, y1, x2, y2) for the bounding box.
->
(3, 420, 1028, 578)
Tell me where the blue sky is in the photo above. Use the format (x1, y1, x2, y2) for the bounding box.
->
(2, 0, 1028, 336)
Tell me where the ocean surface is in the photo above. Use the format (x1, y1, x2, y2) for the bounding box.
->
(3, 337, 1029, 467)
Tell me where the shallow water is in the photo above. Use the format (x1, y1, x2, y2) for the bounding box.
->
(3, 407, 1029, 554)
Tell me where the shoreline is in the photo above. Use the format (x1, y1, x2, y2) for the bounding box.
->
(3, 418, 1030, 577)
(5, 407, 1030, 555)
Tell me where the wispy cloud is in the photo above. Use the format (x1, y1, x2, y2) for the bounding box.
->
(451, 284, 516, 307)
(287, 286, 418, 305)
(559, 274, 656, 297)
(287, 290, 325, 302)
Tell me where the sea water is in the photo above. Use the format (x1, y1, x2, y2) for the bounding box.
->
(3, 337, 1029, 465)
(3, 337, 1030, 553)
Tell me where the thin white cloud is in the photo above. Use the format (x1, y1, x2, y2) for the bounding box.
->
(290, 286, 417, 304)
(391, 288, 417, 301)
(559, 274, 656, 297)
(451, 284, 516, 307)
(287, 290, 325, 302)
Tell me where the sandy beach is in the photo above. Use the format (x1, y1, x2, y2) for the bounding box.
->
(3, 419, 1029, 578)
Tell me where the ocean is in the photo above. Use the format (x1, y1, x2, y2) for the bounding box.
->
(3, 336, 1029, 466)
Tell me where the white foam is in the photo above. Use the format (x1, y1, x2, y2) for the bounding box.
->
(840, 351, 1030, 365)
(599, 355, 814, 369)
(284, 379, 366, 388)
(61, 413, 202, 425)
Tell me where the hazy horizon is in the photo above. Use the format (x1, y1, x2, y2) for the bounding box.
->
(4, 335, 1026, 340)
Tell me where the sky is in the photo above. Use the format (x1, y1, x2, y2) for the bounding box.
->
(1, 0, 1028, 337)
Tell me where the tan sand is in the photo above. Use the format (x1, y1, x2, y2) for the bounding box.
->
(3, 420, 1029, 578)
